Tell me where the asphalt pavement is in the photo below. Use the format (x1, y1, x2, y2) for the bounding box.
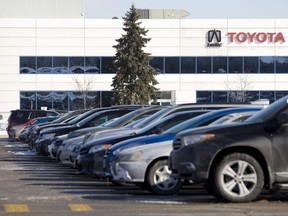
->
(0, 138, 288, 216)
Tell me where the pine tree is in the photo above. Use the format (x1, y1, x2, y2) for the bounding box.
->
(111, 4, 159, 105)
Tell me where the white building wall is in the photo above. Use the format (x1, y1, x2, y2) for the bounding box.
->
(0, 18, 288, 119)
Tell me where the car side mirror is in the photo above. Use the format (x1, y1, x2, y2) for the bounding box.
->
(153, 127, 163, 134)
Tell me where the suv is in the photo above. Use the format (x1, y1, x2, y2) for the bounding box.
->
(6, 109, 59, 138)
(169, 95, 288, 202)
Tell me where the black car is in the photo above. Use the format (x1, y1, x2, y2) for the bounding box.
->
(34, 107, 139, 155)
(169, 95, 288, 202)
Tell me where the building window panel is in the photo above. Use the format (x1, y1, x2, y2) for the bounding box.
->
(37, 91, 53, 110)
(181, 57, 196, 73)
(165, 57, 179, 74)
(69, 57, 84, 74)
(53, 91, 68, 111)
(20, 57, 36, 74)
(212, 91, 228, 103)
(197, 57, 211, 73)
(85, 57, 100, 73)
(213, 57, 227, 73)
(20, 91, 36, 109)
(149, 57, 164, 73)
(260, 57, 274, 73)
(196, 91, 212, 103)
(275, 57, 288, 73)
(229, 57, 243, 73)
(276, 91, 288, 100)
(244, 57, 258, 73)
(101, 57, 115, 73)
(53, 57, 69, 74)
(36, 57, 52, 74)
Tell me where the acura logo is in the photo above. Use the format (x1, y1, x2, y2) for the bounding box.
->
(207, 29, 222, 47)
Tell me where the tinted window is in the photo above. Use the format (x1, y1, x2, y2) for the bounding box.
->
(244, 57, 258, 73)
(85, 57, 100, 73)
(149, 57, 164, 73)
(229, 57, 243, 73)
(181, 57, 196, 73)
(197, 57, 211, 73)
(37, 57, 52, 74)
(165, 57, 179, 74)
(102, 57, 114, 73)
(260, 57, 274, 73)
(53, 57, 69, 74)
(213, 57, 227, 73)
(275, 57, 288, 73)
(70, 57, 84, 74)
(20, 57, 36, 74)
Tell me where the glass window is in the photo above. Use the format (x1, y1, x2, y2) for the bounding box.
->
(69, 91, 84, 110)
(101, 57, 115, 73)
(196, 91, 212, 103)
(259, 91, 275, 103)
(53, 91, 68, 111)
(229, 57, 243, 73)
(275, 57, 288, 73)
(85, 91, 100, 109)
(53, 57, 69, 74)
(197, 57, 211, 73)
(157, 91, 171, 100)
(245, 91, 260, 102)
(20, 91, 36, 109)
(181, 57, 196, 73)
(244, 57, 258, 73)
(165, 57, 179, 74)
(276, 91, 288, 100)
(101, 91, 114, 107)
(149, 57, 164, 73)
(212, 91, 227, 103)
(37, 91, 52, 110)
(85, 57, 100, 73)
(20, 57, 36, 74)
(36, 57, 52, 74)
(213, 57, 227, 73)
(260, 57, 274, 73)
(69, 57, 84, 74)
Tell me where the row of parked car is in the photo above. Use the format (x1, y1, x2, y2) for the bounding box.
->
(7, 96, 288, 202)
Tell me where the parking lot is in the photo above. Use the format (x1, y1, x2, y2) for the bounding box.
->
(0, 138, 288, 216)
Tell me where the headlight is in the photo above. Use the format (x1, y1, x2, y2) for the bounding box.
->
(182, 134, 215, 146)
(89, 144, 111, 153)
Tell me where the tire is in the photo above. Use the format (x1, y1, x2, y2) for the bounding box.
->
(147, 159, 183, 195)
(213, 153, 264, 202)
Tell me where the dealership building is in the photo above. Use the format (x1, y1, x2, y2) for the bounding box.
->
(1, 0, 288, 124)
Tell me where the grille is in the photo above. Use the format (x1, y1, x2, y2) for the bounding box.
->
(173, 137, 182, 150)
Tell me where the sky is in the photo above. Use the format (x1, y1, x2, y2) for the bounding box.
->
(84, 0, 288, 19)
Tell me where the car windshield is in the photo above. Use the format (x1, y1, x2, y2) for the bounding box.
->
(132, 107, 172, 128)
(163, 108, 260, 134)
(246, 95, 288, 123)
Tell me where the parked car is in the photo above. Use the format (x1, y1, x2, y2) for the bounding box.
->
(47, 106, 163, 158)
(34, 107, 140, 156)
(169, 95, 288, 202)
(105, 108, 261, 195)
(12, 116, 59, 141)
(6, 109, 59, 138)
(75, 110, 210, 175)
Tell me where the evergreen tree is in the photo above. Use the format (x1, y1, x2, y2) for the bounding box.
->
(111, 4, 159, 105)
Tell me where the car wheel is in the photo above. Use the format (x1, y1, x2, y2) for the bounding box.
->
(147, 159, 183, 195)
(213, 153, 264, 202)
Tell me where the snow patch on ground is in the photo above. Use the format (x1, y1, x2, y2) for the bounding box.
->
(8, 150, 37, 156)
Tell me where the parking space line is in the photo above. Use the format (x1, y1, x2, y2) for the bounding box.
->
(68, 204, 93, 212)
(4, 204, 30, 213)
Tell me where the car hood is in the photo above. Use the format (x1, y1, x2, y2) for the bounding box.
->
(109, 133, 176, 152)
